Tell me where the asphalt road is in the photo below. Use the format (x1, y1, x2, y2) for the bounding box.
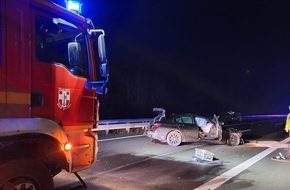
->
(54, 118, 290, 190)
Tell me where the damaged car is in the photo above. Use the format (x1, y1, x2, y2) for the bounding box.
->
(146, 111, 243, 147)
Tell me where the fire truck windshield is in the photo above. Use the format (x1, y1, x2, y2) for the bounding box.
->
(36, 15, 89, 78)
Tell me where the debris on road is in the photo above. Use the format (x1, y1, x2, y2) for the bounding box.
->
(271, 144, 290, 162)
(271, 153, 290, 162)
(192, 148, 223, 165)
(272, 147, 290, 163)
(194, 148, 214, 161)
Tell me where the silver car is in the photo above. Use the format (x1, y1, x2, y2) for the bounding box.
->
(146, 113, 242, 146)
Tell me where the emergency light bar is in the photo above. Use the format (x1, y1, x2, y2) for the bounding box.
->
(65, 0, 83, 14)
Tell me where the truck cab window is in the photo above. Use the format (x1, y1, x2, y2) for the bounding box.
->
(35, 16, 89, 78)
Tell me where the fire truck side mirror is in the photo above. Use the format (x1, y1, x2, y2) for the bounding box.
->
(86, 80, 108, 95)
(68, 42, 81, 66)
(97, 83, 108, 95)
(100, 63, 109, 78)
(87, 29, 109, 94)
(98, 34, 109, 77)
(98, 34, 107, 63)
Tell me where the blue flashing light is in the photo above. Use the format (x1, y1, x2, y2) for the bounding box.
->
(65, 0, 83, 14)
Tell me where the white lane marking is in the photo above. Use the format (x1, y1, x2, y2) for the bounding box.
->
(194, 137, 290, 190)
(98, 134, 145, 142)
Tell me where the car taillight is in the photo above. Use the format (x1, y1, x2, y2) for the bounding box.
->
(153, 123, 162, 129)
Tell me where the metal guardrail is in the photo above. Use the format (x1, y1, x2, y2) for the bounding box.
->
(92, 118, 152, 134)
(92, 114, 287, 135)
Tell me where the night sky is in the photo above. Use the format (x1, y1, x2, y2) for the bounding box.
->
(54, 0, 290, 119)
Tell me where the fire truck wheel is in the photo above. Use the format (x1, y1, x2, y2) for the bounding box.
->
(0, 158, 53, 190)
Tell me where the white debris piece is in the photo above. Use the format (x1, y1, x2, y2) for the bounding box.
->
(192, 148, 224, 165)
(194, 148, 214, 162)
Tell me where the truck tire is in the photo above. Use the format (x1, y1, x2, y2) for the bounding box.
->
(0, 158, 54, 190)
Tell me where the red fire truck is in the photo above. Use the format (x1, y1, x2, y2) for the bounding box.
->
(0, 0, 108, 189)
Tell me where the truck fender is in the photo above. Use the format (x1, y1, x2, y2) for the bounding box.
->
(0, 118, 72, 169)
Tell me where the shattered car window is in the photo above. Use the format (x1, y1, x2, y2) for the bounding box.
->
(195, 117, 207, 127)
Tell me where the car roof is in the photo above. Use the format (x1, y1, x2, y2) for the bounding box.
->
(168, 113, 205, 119)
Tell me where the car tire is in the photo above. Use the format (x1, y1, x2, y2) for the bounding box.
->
(227, 133, 240, 146)
(0, 158, 54, 190)
(167, 131, 182, 147)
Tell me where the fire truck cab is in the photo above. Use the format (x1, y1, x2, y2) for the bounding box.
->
(0, 0, 108, 189)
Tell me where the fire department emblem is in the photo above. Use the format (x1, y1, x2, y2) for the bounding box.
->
(57, 88, 71, 110)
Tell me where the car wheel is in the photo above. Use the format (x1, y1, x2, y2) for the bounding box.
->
(167, 131, 182, 147)
(227, 133, 240, 146)
(0, 158, 54, 190)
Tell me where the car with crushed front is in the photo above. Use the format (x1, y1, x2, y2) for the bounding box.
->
(146, 113, 242, 146)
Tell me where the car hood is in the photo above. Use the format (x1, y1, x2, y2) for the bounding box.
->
(218, 111, 242, 124)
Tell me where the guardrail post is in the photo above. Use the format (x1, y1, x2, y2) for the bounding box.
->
(126, 127, 130, 133)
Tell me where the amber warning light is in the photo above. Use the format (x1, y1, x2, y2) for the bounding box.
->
(65, 0, 83, 14)
(64, 143, 72, 151)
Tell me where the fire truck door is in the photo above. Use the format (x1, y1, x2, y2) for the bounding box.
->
(6, 0, 31, 117)
(0, 0, 6, 116)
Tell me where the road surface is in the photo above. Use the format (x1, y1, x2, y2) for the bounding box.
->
(54, 118, 290, 190)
